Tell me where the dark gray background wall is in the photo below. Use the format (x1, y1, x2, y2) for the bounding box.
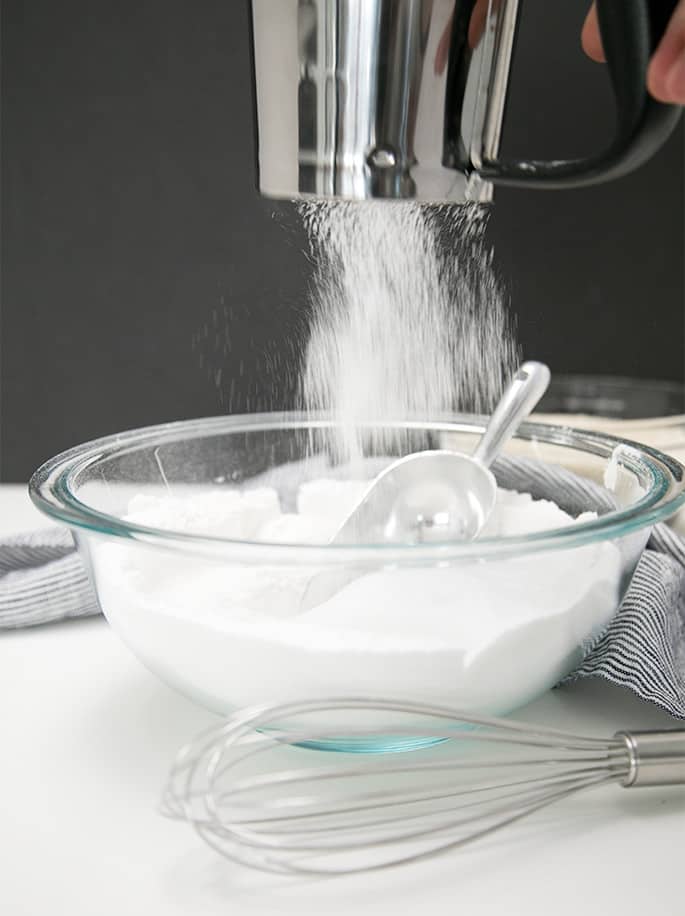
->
(2, 0, 683, 482)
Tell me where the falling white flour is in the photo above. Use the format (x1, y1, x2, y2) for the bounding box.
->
(299, 201, 519, 461)
(91, 479, 622, 718)
(94, 205, 621, 722)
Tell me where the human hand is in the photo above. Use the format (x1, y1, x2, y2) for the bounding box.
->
(582, 1, 685, 103)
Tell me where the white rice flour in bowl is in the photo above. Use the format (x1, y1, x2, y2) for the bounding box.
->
(30, 414, 685, 751)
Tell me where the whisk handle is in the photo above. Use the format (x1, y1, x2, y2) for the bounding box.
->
(616, 730, 685, 788)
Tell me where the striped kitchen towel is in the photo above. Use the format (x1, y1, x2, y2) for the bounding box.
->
(0, 528, 99, 628)
(2, 461, 684, 718)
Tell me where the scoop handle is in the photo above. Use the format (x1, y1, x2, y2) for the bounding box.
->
(473, 362, 551, 469)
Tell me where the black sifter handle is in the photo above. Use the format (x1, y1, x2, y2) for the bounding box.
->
(480, 0, 683, 188)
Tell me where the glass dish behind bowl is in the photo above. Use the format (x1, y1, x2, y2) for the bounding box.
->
(30, 414, 685, 753)
(538, 374, 685, 422)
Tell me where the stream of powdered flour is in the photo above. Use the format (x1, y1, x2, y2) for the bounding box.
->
(89, 200, 624, 719)
(298, 201, 519, 461)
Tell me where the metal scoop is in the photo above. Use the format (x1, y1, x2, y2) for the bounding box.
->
(300, 362, 550, 609)
(332, 362, 550, 545)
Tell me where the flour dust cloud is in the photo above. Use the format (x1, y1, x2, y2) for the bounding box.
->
(298, 201, 519, 461)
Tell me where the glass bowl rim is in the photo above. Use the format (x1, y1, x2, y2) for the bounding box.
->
(29, 411, 685, 564)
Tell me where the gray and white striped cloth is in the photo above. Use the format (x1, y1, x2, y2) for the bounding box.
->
(3, 458, 684, 718)
(0, 527, 100, 628)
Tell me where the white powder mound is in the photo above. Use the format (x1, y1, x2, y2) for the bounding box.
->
(91, 479, 623, 717)
(127, 488, 282, 540)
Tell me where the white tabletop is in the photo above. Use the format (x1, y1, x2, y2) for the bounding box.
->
(1, 484, 683, 916)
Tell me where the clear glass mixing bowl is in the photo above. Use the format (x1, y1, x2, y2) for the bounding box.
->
(30, 414, 685, 751)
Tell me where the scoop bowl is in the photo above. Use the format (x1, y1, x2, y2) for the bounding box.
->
(331, 450, 497, 545)
(328, 362, 551, 547)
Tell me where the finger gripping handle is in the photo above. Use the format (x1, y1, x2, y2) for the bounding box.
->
(481, 0, 682, 189)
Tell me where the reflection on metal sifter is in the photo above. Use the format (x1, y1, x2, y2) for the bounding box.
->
(250, 0, 682, 202)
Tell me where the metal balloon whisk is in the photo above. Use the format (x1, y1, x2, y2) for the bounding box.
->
(162, 698, 685, 875)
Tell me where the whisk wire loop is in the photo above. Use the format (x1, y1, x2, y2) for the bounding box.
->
(161, 697, 684, 875)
